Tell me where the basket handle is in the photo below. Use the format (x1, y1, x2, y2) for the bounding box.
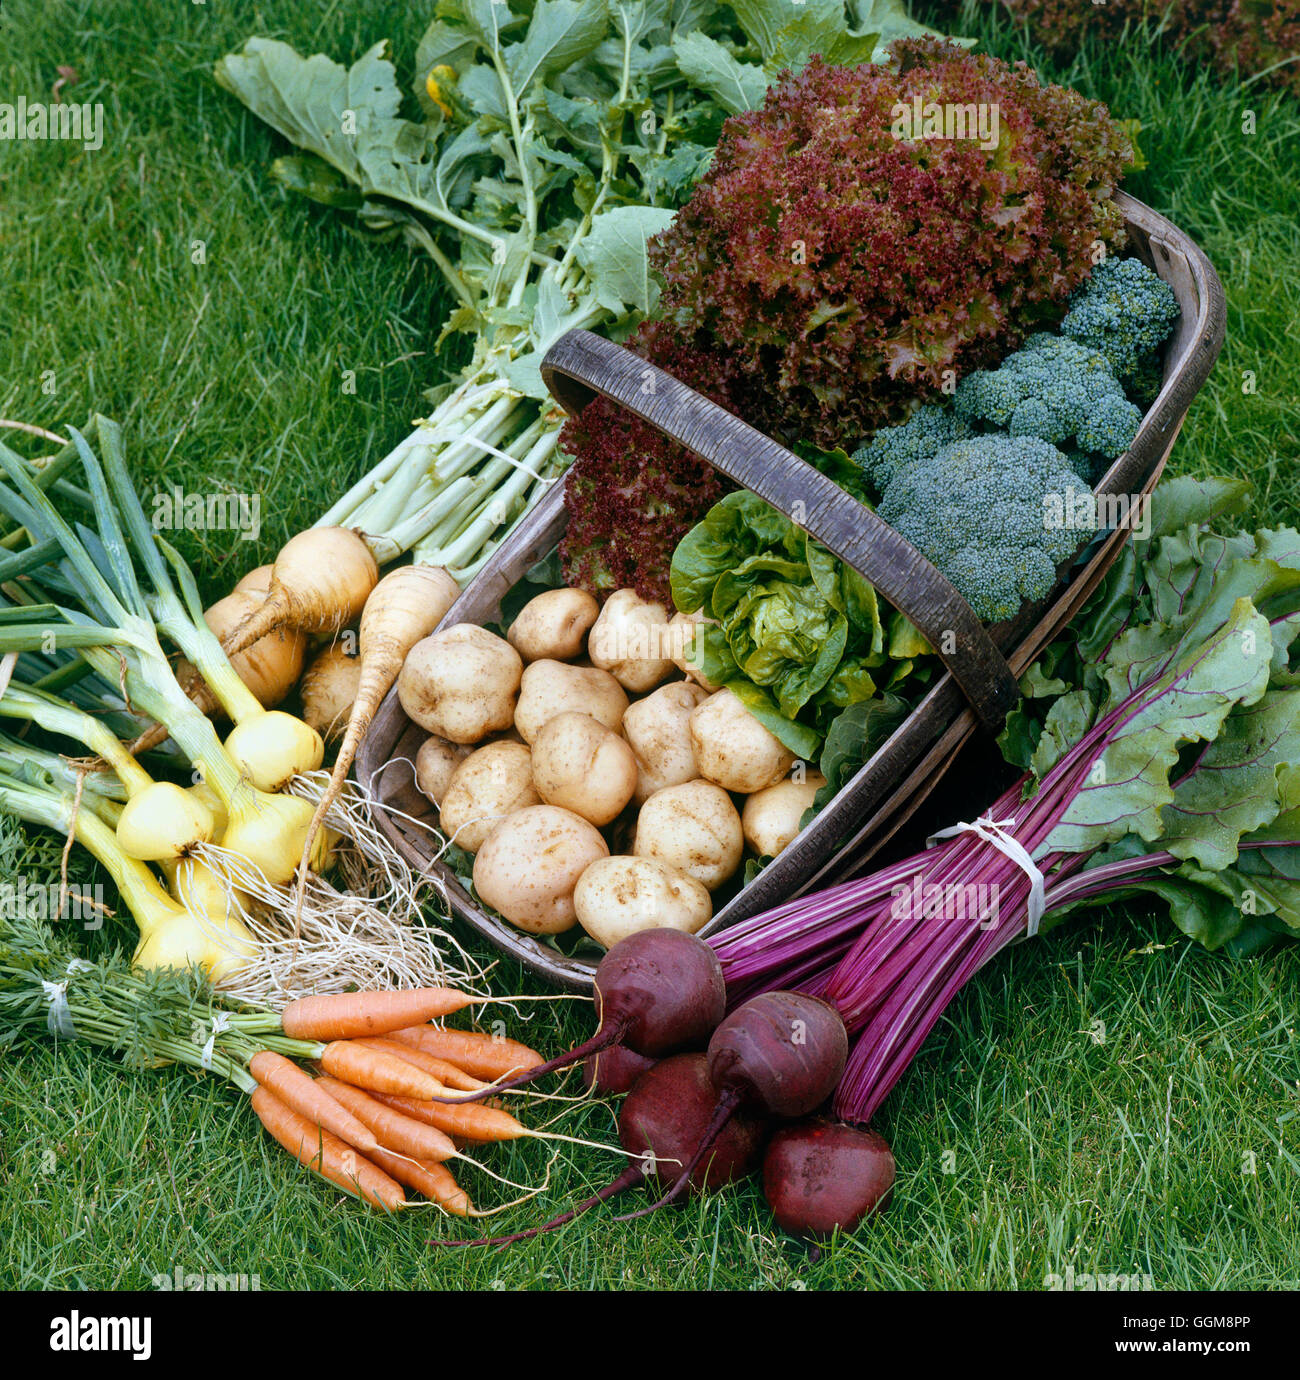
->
(541, 329, 1020, 732)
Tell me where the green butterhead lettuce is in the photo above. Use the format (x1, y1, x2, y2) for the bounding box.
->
(670, 490, 920, 757)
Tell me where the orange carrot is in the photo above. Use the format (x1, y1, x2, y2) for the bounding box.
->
(248, 1051, 382, 1157)
(369, 1146, 473, 1217)
(387, 1025, 544, 1081)
(369, 1089, 529, 1144)
(250, 1087, 405, 1211)
(319, 1040, 456, 1100)
(281, 987, 477, 1041)
(314, 1075, 457, 1163)
(355, 1037, 490, 1092)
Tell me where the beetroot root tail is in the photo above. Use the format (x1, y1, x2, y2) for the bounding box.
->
(427, 1166, 645, 1248)
(426, 1024, 629, 1104)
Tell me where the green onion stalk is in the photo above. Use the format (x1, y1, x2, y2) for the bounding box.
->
(0, 422, 324, 888)
(0, 729, 128, 806)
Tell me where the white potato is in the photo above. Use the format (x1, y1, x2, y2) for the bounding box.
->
(414, 735, 473, 807)
(742, 771, 828, 858)
(514, 659, 629, 743)
(622, 680, 708, 804)
(574, 855, 712, 949)
(530, 712, 637, 827)
(588, 589, 674, 693)
(690, 689, 795, 794)
(439, 740, 540, 853)
(398, 624, 522, 744)
(633, 779, 743, 891)
(506, 588, 599, 662)
(473, 805, 609, 934)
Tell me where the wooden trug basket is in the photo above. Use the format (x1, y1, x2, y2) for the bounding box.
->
(357, 192, 1226, 992)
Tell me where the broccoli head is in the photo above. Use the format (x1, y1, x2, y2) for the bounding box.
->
(878, 434, 1098, 623)
(954, 334, 1141, 461)
(851, 405, 976, 491)
(1060, 255, 1180, 382)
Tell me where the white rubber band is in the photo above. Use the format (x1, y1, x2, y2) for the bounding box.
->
(42, 979, 75, 1039)
(927, 813, 1047, 937)
(199, 1012, 231, 1072)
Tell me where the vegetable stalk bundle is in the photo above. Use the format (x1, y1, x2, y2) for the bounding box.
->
(713, 478, 1300, 1122)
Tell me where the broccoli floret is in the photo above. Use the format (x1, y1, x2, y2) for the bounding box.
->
(878, 434, 1098, 624)
(851, 405, 975, 492)
(954, 334, 1141, 461)
(1077, 392, 1145, 459)
(1060, 256, 1180, 382)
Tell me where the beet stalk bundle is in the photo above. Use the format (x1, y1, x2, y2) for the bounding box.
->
(712, 477, 1300, 1123)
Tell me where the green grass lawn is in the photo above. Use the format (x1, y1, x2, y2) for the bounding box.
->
(1, 0, 1298, 1290)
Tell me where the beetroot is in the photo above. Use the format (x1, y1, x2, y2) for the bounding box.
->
(583, 1044, 658, 1096)
(620, 1054, 766, 1194)
(707, 991, 848, 1119)
(430, 929, 725, 1103)
(763, 1120, 895, 1239)
(431, 1054, 765, 1248)
(615, 991, 848, 1219)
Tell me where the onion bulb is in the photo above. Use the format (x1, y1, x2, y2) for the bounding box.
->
(150, 857, 257, 983)
(225, 711, 324, 793)
(132, 902, 256, 984)
(116, 781, 215, 861)
(221, 787, 332, 887)
(187, 778, 228, 836)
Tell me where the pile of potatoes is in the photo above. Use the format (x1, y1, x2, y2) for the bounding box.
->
(395, 587, 827, 950)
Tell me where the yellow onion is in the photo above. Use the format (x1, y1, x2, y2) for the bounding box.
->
(224, 711, 324, 793)
(221, 787, 332, 886)
(187, 777, 228, 836)
(116, 781, 214, 861)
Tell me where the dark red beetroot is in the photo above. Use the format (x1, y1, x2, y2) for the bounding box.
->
(763, 1120, 895, 1239)
(431, 1053, 765, 1248)
(615, 990, 849, 1219)
(583, 1044, 658, 1096)
(430, 929, 725, 1103)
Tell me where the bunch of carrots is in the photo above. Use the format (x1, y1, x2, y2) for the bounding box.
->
(239, 987, 558, 1215)
(0, 916, 581, 1219)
